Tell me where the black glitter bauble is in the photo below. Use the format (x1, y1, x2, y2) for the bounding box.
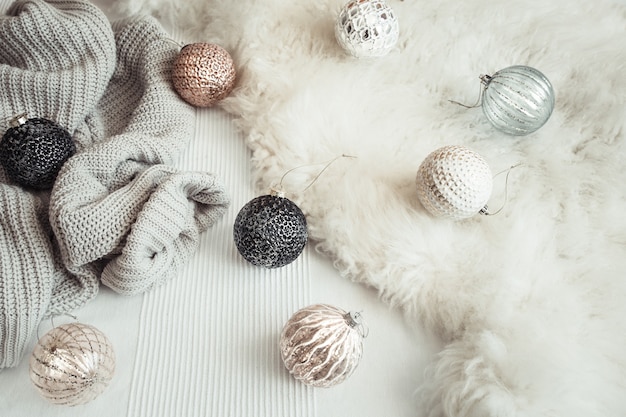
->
(0, 117, 75, 189)
(233, 194, 308, 268)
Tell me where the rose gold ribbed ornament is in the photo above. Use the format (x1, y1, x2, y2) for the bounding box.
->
(280, 304, 366, 388)
(29, 323, 115, 406)
(171, 43, 236, 107)
(416, 145, 493, 220)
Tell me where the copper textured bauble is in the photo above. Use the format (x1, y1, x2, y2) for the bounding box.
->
(171, 43, 236, 107)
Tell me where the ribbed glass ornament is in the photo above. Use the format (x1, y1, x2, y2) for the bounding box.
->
(280, 304, 364, 388)
(335, 0, 399, 58)
(481, 65, 555, 136)
(29, 323, 115, 406)
(416, 145, 493, 220)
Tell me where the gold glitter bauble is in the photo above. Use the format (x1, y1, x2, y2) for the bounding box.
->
(171, 43, 236, 107)
(280, 304, 365, 388)
(29, 323, 115, 406)
(416, 145, 493, 220)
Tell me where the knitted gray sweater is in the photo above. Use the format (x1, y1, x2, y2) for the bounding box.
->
(0, 0, 230, 369)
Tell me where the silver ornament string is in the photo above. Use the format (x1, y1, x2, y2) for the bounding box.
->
(345, 311, 369, 339)
(271, 154, 357, 197)
(448, 74, 493, 109)
(37, 313, 78, 340)
(159, 36, 185, 50)
(480, 162, 522, 216)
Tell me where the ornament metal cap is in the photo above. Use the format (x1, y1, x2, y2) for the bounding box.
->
(345, 311, 369, 338)
(479, 74, 493, 86)
(9, 113, 28, 127)
(269, 187, 286, 198)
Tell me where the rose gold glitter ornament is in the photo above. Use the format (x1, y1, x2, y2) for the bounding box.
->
(416, 145, 493, 220)
(171, 43, 236, 107)
(29, 323, 115, 406)
(280, 304, 366, 388)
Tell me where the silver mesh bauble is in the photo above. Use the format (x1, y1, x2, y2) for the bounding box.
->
(233, 193, 308, 268)
(0, 116, 75, 190)
(416, 145, 493, 220)
(335, 0, 399, 58)
(280, 304, 364, 388)
(481, 65, 555, 136)
(29, 323, 115, 406)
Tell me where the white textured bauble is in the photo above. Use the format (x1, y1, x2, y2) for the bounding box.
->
(480, 65, 555, 135)
(29, 323, 115, 406)
(335, 0, 399, 58)
(280, 304, 365, 387)
(416, 145, 493, 220)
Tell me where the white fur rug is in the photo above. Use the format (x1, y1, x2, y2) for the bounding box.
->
(114, 0, 626, 415)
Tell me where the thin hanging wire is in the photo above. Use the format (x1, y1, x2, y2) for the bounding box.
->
(38, 313, 79, 340)
(448, 74, 493, 109)
(481, 162, 523, 216)
(159, 36, 185, 49)
(273, 154, 356, 196)
(449, 80, 485, 109)
(346, 311, 369, 339)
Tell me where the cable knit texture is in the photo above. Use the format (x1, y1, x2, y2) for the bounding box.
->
(0, 0, 230, 369)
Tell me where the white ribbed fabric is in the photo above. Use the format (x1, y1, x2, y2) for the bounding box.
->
(126, 108, 316, 417)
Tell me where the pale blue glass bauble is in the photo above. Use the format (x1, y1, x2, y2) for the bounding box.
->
(480, 65, 555, 136)
(335, 0, 399, 58)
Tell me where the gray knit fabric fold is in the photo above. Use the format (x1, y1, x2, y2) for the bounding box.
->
(0, 0, 230, 369)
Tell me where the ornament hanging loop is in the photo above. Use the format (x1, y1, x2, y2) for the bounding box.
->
(480, 162, 522, 216)
(37, 313, 78, 340)
(345, 311, 369, 339)
(272, 154, 356, 196)
(159, 36, 185, 49)
(448, 73, 495, 109)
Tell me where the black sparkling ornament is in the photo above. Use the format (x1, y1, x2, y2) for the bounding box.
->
(0, 116, 75, 189)
(233, 193, 308, 268)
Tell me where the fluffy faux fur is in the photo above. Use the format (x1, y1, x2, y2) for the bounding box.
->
(110, 0, 626, 415)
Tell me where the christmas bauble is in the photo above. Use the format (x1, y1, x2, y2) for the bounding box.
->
(480, 65, 555, 135)
(280, 304, 364, 387)
(0, 116, 75, 189)
(233, 193, 308, 268)
(29, 323, 115, 406)
(171, 43, 236, 107)
(416, 145, 493, 220)
(335, 0, 399, 58)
